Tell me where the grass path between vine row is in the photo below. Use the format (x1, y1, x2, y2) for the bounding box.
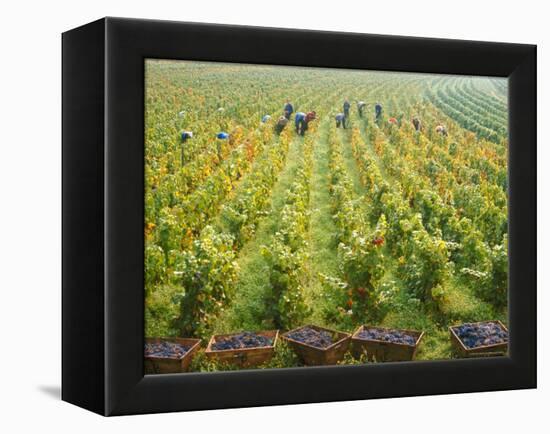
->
(213, 134, 305, 333)
(302, 118, 340, 324)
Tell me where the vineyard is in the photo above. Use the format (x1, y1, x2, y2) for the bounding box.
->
(144, 60, 508, 370)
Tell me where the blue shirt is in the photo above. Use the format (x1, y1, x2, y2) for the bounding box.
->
(294, 112, 306, 125)
(284, 103, 294, 114)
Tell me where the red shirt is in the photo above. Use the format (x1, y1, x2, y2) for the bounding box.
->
(305, 112, 316, 122)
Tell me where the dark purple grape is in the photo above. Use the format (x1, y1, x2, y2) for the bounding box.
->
(453, 322, 508, 349)
(356, 327, 417, 346)
(211, 332, 272, 351)
(144, 341, 191, 359)
(286, 327, 334, 349)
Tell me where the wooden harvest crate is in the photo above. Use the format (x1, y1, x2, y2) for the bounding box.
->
(205, 330, 279, 368)
(449, 320, 508, 358)
(144, 337, 201, 375)
(282, 324, 351, 366)
(351, 325, 424, 362)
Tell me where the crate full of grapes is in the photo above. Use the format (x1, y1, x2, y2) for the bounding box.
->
(351, 325, 424, 362)
(144, 337, 202, 374)
(282, 325, 351, 366)
(205, 330, 279, 367)
(449, 321, 508, 357)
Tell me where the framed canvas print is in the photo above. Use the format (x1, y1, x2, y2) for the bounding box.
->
(62, 17, 536, 416)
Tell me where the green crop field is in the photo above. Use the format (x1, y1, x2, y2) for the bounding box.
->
(144, 60, 508, 371)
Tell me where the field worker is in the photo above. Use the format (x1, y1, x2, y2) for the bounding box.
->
(262, 114, 272, 123)
(343, 99, 351, 118)
(216, 132, 229, 160)
(412, 116, 421, 132)
(180, 131, 193, 165)
(388, 117, 398, 126)
(295, 111, 316, 136)
(357, 101, 366, 118)
(435, 125, 448, 136)
(274, 116, 289, 135)
(284, 100, 294, 120)
(181, 131, 193, 143)
(375, 103, 383, 121)
(295, 112, 306, 135)
(335, 113, 346, 128)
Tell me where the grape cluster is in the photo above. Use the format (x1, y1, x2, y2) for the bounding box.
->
(286, 327, 334, 349)
(211, 332, 273, 351)
(453, 322, 508, 349)
(356, 328, 417, 346)
(144, 341, 191, 359)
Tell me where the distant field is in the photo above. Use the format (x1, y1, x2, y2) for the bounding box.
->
(144, 60, 508, 370)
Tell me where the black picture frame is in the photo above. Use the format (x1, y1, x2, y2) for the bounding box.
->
(62, 17, 536, 416)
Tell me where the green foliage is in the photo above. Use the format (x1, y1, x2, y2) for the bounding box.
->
(188, 350, 241, 372)
(396, 215, 451, 303)
(379, 190, 411, 257)
(173, 226, 238, 338)
(261, 236, 310, 329)
(431, 82, 507, 143)
(145, 243, 166, 294)
(145, 284, 180, 337)
(461, 234, 508, 307)
(219, 130, 292, 246)
(261, 141, 313, 329)
(261, 340, 302, 369)
(338, 215, 388, 319)
(337, 351, 369, 365)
